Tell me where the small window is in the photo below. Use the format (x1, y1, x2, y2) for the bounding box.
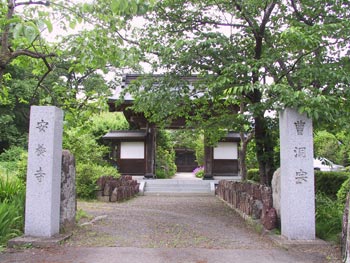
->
(213, 142, 238, 160)
(120, 142, 145, 159)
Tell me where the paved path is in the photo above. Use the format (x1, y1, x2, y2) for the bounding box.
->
(172, 172, 200, 180)
(0, 195, 340, 263)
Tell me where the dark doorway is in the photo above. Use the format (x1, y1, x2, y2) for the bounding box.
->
(175, 148, 198, 172)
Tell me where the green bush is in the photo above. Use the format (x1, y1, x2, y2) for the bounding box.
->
(337, 177, 350, 206)
(315, 171, 349, 199)
(76, 162, 119, 199)
(247, 168, 260, 182)
(193, 166, 204, 178)
(316, 192, 343, 242)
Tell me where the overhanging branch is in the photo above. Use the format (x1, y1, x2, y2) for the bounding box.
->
(15, 1, 50, 7)
(11, 49, 56, 60)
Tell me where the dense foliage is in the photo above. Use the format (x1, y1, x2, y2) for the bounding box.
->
(122, 0, 350, 185)
(337, 178, 350, 208)
(155, 130, 177, 179)
(64, 112, 127, 198)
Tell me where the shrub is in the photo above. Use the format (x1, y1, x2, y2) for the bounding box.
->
(247, 168, 260, 182)
(193, 166, 204, 178)
(315, 171, 349, 199)
(337, 177, 350, 206)
(316, 192, 343, 242)
(76, 162, 119, 199)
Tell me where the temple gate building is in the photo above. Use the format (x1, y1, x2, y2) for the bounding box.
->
(104, 74, 241, 180)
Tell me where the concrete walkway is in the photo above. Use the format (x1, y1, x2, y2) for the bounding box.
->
(172, 172, 200, 180)
(0, 195, 340, 263)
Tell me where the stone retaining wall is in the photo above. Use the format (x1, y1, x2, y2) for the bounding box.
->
(216, 180, 277, 230)
(96, 175, 139, 202)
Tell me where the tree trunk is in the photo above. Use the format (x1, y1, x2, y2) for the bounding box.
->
(239, 144, 247, 180)
(239, 131, 254, 181)
(254, 114, 275, 186)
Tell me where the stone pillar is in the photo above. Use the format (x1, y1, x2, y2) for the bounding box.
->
(203, 145, 214, 180)
(144, 124, 156, 179)
(25, 106, 64, 237)
(279, 108, 315, 240)
(60, 150, 76, 233)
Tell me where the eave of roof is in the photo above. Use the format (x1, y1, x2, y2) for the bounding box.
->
(103, 130, 147, 140)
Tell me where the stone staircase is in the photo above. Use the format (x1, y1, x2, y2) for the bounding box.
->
(139, 179, 217, 195)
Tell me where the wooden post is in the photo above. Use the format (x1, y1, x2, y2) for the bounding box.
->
(144, 124, 156, 179)
(204, 145, 214, 180)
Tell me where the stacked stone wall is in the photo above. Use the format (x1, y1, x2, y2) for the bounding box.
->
(216, 180, 277, 230)
(96, 176, 139, 202)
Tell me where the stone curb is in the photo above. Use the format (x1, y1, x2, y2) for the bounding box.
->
(7, 233, 72, 248)
(268, 234, 328, 249)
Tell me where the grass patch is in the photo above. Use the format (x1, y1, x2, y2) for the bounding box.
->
(0, 168, 26, 247)
(75, 208, 92, 223)
(316, 192, 343, 242)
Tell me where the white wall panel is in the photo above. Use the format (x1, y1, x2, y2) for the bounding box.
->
(120, 142, 145, 159)
(213, 142, 238, 160)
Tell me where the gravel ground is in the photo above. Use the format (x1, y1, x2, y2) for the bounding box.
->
(0, 195, 342, 263)
(68, 195, 272, 249)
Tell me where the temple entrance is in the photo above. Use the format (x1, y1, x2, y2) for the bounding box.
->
(104, 74, 241, 180)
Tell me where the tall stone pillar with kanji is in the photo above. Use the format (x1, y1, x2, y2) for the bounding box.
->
(279, 108, 315, 240)
(25, 106, 64, 237)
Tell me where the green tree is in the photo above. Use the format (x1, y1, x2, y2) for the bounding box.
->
(0, 0, 154, 152)
(314, 131, 341, 163)
(123, 0, 350, 185)
(0, 64, 38, 152)
(1, 0, 154, 100)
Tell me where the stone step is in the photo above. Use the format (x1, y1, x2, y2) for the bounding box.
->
(141, 180, 216, 195)
(145, 187, 211, 193)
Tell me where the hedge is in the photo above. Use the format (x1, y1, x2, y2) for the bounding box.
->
(315, 171, 349, 199)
